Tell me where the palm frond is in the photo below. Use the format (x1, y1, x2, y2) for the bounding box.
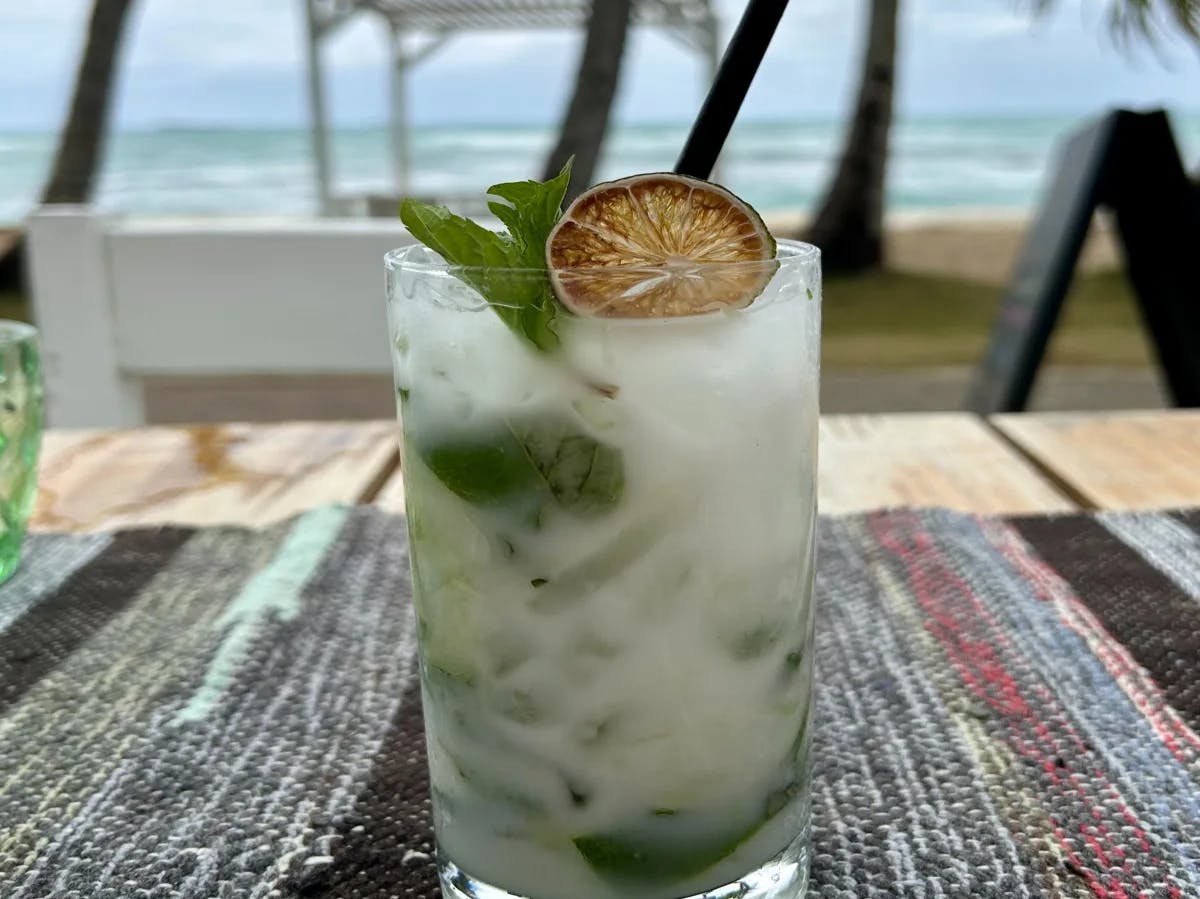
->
(1021, 0, 1200, 47)
(1110, 0, 1200, 46)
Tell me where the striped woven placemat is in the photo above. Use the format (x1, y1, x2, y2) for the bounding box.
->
(1, 506, 1197, 898)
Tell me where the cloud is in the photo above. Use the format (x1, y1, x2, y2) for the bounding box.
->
(2, 0, 83, 27)
(1, 0, 1197, 130)
(923, 11, 1028, 39)
(126, 0, 306, 71)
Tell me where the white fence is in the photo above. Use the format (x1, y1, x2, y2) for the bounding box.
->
(27, 207, 414, 427)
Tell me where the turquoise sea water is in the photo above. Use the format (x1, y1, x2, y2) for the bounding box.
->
(2, 114, 1198, 222)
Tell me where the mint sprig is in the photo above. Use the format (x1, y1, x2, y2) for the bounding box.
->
(400, 159, 572, 353)
(399, 159, 625, 522)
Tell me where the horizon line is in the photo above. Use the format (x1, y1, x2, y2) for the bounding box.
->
(3, 106, 1199, 134)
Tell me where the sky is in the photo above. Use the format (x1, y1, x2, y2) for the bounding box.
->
(1, 0, 1198, 131)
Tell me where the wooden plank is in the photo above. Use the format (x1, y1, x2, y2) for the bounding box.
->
(819, 413, 1076, 515)
(32, 421, 398, 532)
(374, 413, 1074, 517)
(374, 462, 407, 514)
(991, 410, 1200, 511)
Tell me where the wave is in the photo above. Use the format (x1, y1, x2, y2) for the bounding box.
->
(1, 115, 1197, 222)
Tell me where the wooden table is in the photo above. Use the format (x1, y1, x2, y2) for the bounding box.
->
(30, 411, 1200, 533)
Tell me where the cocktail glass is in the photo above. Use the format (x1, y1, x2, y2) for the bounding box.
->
(0, 321, 42, 584)
(385, 241, 820, 899)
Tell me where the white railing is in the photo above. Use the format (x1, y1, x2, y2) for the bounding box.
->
(27, 207, 414, 427)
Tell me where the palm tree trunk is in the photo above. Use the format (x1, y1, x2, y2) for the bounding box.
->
(806, 0, 899, 273)
(40, 0, 137, 204)
(542, 0, 635, 200)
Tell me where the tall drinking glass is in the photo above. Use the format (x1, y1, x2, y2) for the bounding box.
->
(386, 242, 821, 899)
(0, 321, 42, 584)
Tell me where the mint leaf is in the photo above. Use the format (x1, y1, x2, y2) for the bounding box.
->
(418, 430, 546, 509)
(400, 198, 554, 351)
(399, 200, 515, 269)
(411, 412, 624, 521)
(486, 158, 572, 268)
(513, 417, 624, 518)
(400, 159, 572, 353)
(508, 283, 559, 353)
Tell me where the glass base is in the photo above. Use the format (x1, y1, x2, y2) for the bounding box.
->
(438, 829, 810, 899)
(0, 539, 21, 586)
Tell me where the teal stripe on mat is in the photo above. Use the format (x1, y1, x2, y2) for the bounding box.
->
(174, 505, 352, 724)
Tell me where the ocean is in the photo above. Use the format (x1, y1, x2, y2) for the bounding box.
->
(2, 114, 1198, 223)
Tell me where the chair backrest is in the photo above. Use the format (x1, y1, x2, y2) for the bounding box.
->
(27, 206, 414, 427)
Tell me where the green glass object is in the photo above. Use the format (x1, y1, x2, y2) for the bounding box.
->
(0, 322, 43, 584)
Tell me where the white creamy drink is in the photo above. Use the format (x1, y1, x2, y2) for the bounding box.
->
(388, 170, 820, 899)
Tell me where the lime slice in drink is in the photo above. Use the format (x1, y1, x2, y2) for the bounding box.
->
(546, 173, 776, 319)
(572, 829, 749, 888)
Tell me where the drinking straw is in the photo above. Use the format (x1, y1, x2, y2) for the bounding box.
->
(675, 0, 790, 180)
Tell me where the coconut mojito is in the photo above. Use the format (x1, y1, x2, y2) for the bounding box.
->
(387, 165, 820, 899)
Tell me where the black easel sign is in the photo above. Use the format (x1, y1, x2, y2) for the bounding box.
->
(966, 109, 1200, 413)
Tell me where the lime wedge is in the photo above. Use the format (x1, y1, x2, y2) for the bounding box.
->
(572, 829, 748, 888)
(546, 173, 777, 319)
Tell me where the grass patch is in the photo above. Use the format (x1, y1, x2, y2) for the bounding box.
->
(824, 269, 1153, 368)
(0, 290, 31, 324)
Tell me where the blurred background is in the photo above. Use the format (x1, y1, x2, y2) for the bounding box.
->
(1, 0, 1198, 423)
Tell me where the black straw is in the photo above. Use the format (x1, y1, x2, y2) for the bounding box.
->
(675, 0, 790, 180)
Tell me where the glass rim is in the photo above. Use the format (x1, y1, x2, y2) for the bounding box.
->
(0, 320, 38, 345)
(385, 237, 820, 276)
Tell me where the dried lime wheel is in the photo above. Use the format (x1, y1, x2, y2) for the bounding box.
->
(546, 173, 777, 319)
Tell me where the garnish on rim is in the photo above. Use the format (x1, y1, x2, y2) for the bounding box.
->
(546, 173, 777, 319)
(400, 159, 573, 353)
